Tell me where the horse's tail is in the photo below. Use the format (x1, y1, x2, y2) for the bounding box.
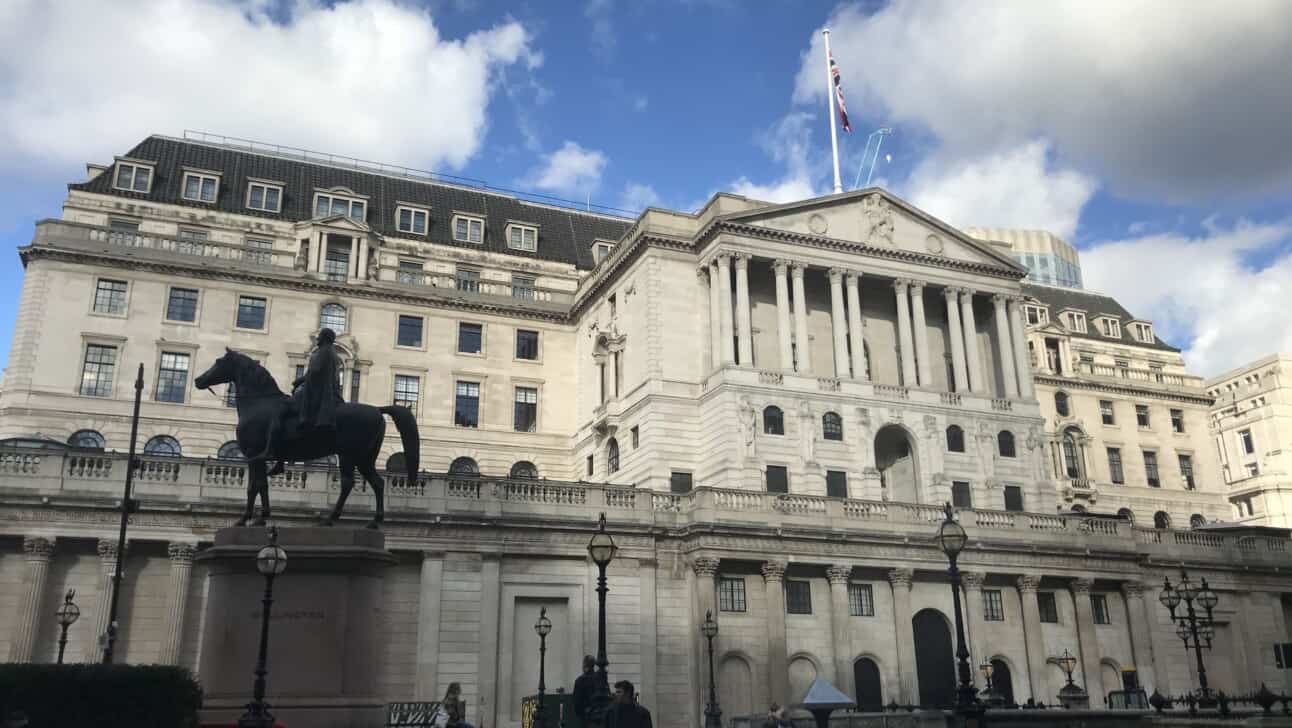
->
(380, 405, 420, 483)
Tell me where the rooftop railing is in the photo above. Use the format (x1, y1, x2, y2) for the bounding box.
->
(32, 220, 297, 268)
(1075, 361, 1204, 390)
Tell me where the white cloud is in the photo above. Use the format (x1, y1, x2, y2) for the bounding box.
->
(585, 0, 615, 59)
(728, 112, 820, 204)
(619, 182, 661, 212)
(1083, 220, 1292, 377)
(795, 1, 1292, 201)
(0, 0, 539, 172)
(523, 141, 607, 197)
(903, 141, 1097, 239)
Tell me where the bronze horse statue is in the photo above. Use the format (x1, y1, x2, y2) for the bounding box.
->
(194, 349, 419, 528)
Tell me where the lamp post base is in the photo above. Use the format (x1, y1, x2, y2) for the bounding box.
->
(704, 704, 723, 728)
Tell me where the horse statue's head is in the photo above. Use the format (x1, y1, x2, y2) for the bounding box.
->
(194, 348, 241, 390)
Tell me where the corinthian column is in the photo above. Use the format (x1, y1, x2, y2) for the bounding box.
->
(157, 542, 197, 665)
(893, 280, 917, 387)
(889, 568, 917, 704)
(1008, 297, 1035, 398)
(1121, 581, 1157, 693)
(763, 561, 790, 705)
(692, 557, 721, 722)
(708, 262, 722, 370)
(960, 290, 985, 394)
(791, 265, 812, 372)
(87, 539, 120, 662)
(717, 255, 735, 364)
(944, 288, 968, 392)
(1070, 578, 1103, 699)
(734, 255, 753, 366)
(1017, 575, 1048, 703)
(827, 565, 854, 693)
(8, 536, 54, 662)
(774, 260, 794, 371)
(993, 295, 1020, 398)
(961, 571, 986, 688)
(845, 272, 867, 379)
(829, 269, 850, 378)
(910, 282, 932, 387)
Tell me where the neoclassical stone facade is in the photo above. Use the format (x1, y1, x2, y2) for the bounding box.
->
(1, 134, 1289, 727)
(1207, 353, 1292, 526)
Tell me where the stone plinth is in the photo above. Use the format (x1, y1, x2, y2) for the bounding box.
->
(197, 527, 396, 728)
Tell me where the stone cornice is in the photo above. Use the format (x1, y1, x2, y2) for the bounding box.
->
(1035, 374, 1213, 406)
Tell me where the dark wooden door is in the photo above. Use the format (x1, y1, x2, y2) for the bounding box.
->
(854, 657, 883, 712)
(990, 658, 1015, 705)
(912, 609, 955, 709)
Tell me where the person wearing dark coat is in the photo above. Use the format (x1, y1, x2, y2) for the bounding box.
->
(573, 655, 598, 722)
(252, 327, 344, 472)
(604, 680, 651, 728)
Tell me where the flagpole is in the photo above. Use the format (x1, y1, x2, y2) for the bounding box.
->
(823, 28, 843, 195)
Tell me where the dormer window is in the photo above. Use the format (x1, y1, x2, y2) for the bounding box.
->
(453, 214, 484, 244)
(396, 205, 429, 235)
(1024, 304, 1049, 326)
(594, 241, 615, 263)
(1130, 322, 1154, 343)
(314, 192, 366, 222)
(1096, 317, 1121, 338)
(507, 223, 538, 252)
(113, 161, 153, 193)
(1063, 311, 1087, 333)
(246, 181, 283, 213)
(181, 170, 220, 203)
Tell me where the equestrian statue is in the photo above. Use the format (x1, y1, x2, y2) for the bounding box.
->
(194, 328, 419, 528)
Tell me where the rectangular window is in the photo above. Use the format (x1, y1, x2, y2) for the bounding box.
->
(594, 242, 614, 263)
(1170, 409, 1185, 433)
(324, 239, 351, 282)
(951, 481, 972, 508)
(785, 580, 812, 614)
(165, 287, 199, 322)
(93, 279, 128, 315)
(113, 162, 152, 192)
(80, 344, 117, 397)
(1100, 400, 1115, 425)
(587, 454, 594, 477)
(108, 218, 140, 244)
(455, 381, 480, 428)
(1144, 450, 1160, 488)
(983, 590, 1005, 621)
(1065, 312, 1087, 333)
(1099, 318, 1121, 338)
(236, 296, 267, 330)
(458, 322, 483, 354)
(397, 315, 424, 348)
(246, 182, 282, 212)
(314, 193, 365, 222)
(1037, 592, 1059, 623)
(350, 368, 361, 403)
(516, 329, 539, 360)
(1240, 429, 1255, 454)
(512, 275, 536, 300)
(848, 583, 874, 617)
(1004, 485, 1024, 512)
(156, 351, 191, 403)
(393, 374, 419, 410)
(456, 267, 481, 293)
(514, 386, 538, 433)
(181, 172, 218, 203)
(669, 471, 692, 493)
(1091, 594, 1111, 625)
(397, 206, 429, 235)
(397, 260, 424, 285)
(507, 223, 538, 251)
(453, 215, 484, 243)
(1247, 462, 1260, 478)
(244, 238, 273, 266)
(718, 577, 746, 612)
(1179, 454, 1195, 490)
(1107, 448, 1125, 484)
(826, 470, 848, 499)
(631, 426, 640, 449)
(176, 227, 209, 255)
(766, 465, 789, 493)
(1136, 405, 1150, 428)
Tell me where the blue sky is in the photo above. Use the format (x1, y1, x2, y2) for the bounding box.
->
(1, 0, 1290, 377)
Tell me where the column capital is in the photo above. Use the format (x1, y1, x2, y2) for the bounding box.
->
(908, 280, 926, 293)
(959, 288, 978, 302)
(761, 560, 788, 583)
(826, 564, 852, 585)
(97, 539, 121, 561)
(892, 278, 910, 292)
(790, 263, 808, 279)
(1121, 580, 1145, 599)
(1016, 574, 1042, 593)
(773, 259, 792, 275)
(23, 536, 54, 560)
(888, 568, 914, 588)
(715, 252, 733, 266)
(828, 268, 846, 284)
(167, 542, 198, 564)
(845, 269, 863, 285)
(733, 254, 750, 271)
(691, 556, 721, 578)
(961, 571, 985, 590)
(991, 293, 1011, 307)
(1071, 577, 1094, 595)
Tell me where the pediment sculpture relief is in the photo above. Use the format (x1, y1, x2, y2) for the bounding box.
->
(861, 193, 895, 246)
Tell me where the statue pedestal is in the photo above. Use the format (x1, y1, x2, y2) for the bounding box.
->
(197, 527, 395, 728)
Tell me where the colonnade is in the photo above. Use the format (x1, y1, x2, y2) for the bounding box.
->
(702, 253, 1034, 398)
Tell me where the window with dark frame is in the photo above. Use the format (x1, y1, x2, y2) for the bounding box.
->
(631, 426, 640, 449)
(393, 375, 420, 410)
(1003, 485, 1024, 512)
(245, 237, 273, 265)
(1240, 429, 1255, 454)
(822, 412, 843, 440)
(80, 344, 117, 397)
(946, 425, 965, 452)
(350, 369, 361, 403)
(983, 589, 1005, 621)
(456, 267, 481, 292)
(1100, 400, 1115, 425)
(587, 454, 594, 477)
(236, 296, 267, 330)
(397, 315, 424, 348)
(607, 438, 620, 474)
(455, 381, 480, 427)
(1091, 594, 1111, 624)
(670, 471, 693, 493)
(458, 322, 483, 354)
(1054, 391, 1070, 417)
(826, 470, 848, 498)
(397, 260, 423, 284)
(514, 387, 538, 432)
(516, 329, 539, 360)
(1037, 591, 1059, 623)
(764, 406, 784, 435)
(1108, 448, 1125, 484)
(1171, 408, 1185, 433)
(951, 481, 972, 508)
(165, 287, 198, 322)
(1144, 450, 1160, 487)
(93, 279, 128, 315)
(766, 465, 789, 493)
(998, 431, 1016, 458)
(718, 577, 746, 612)
(848, 583, 874, 616)
(785, 580, 812, 614)
(1179, 454, 1195, 490)
(319, 303, 346, 332)
(512, 275, 536, 300)
(156, 352, 191, 403)
(1136, 404, 1150, 428)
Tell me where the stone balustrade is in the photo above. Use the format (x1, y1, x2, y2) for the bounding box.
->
(376, 266, 573, 304)
(1074, 360, 1204, 390)
(34, 220, 296, 268)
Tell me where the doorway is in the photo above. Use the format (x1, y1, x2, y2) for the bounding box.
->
(912, 609, 955, 709)
(875, 425, 918, 503)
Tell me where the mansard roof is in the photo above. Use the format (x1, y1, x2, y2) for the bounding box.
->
(72, 135, 634, 271)
(1021, 282, 1178, 352)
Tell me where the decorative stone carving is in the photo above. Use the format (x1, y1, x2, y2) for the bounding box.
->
(1016, 574, 1042, 593)
(923, 414, 939, 440)
(827, 564, 852, 585)
(761, 560, 787, 583)
(861, 193, 895, 246)
(739, 397, 758, 459)
(887, 568, 914, 588)
(168, 542, 197, 563)
(925, 234, 944, 254)
(1070, 577, 1094, 595)
(960, 571, 985, 590)
(1121, 581, 1145, 599)
(856, 407, 872, 434)
(97, 539, 120, 561)
(691, 556, 720, 578)
(808, 213, 828, 235)
(798, 400, 816, 464)
(23, 536, 54, 560)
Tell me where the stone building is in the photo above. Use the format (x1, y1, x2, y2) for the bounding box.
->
(1207, 354, 1292, 526)
(2, 134, 1291, 726)
(965, 229, 1083, 290)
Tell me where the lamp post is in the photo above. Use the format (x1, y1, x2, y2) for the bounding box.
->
(1159, 570, 1218, 705)
(935, 503, 977, 709)
(1056, 650, 1078, 689)
(239, 526, 288, 728)
(701, 610, 723, 728)
(55, 589, 80, 665)
(535, 607, 552, 728)
(587, 513, 617, 725)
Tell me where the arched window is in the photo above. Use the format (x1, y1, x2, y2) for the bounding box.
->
(1054, 391, 1070, 417)
(997, 430, 1016, 458)
(385, 452, 406, 473)
(1153, 511, 1171, 529)
(319, 303, 347, 332)
(1117, 508, 1135, 525)
(1190, 513, 1206, 529)
(217, 441, 244, 460)
(449, 457, 479, 475)
(68, 429, 106, 451)
(607, 438, 620, 474)
(1071, 504, 1086, 513)
(510, 461, 539, 479)
(144, 435, 181, 458)
(946, 425, 965, 453)
(1062, 429, 1081, 478)
(822, 412, 843, 441)
(763, 406, 784, 435)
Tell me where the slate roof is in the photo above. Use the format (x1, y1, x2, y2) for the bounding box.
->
(72, 135, 634, 271)
(1021, 282, 1178, 352)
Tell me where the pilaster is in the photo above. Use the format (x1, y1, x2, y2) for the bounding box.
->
(961, 571, 986, 688)
(157, 542, 197, 665)
(87, 539, 121, 663)
(845, 272, 866, 380)
(827, 564, 854, 694)
(1120, 581, 1157, 694)
(893, 279, 917, 387)
(888, 568, 917, 704)
(8, 536, 55, 662)
(992, 295, 1020, 399)
(791, 265, 811, 373)
(1070, 578, 1103, 699)
(1017, 575, 1047, 703)
(717, 255, 735, 364)
(734, 255, 753, 366)
(762, 560, 790, 706)
(415, 550, 445, 699)
(829, 269, 851, 379)
(773, 260, 794, 371)
(910, 282, 932, 388)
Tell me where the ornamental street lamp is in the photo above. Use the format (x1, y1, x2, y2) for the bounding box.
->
(240, 526, 288, 728)
(535, 607, 553, 728)
(1054, 648, 1089, 709)
(1159, 570, 1218, 705)
(701, 610, 723, 728)
(1056, 650, 1078, 689)
(55, 589, 80, 665)
(978, 660, 998, 706)
(587, 513, 617, 725)
(934, 503, 977, 709)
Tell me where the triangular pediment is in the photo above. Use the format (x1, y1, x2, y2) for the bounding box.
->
(295, 214, 373, 233)
(719, 188, 1024, 273)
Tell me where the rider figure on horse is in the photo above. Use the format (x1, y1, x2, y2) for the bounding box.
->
(251, 327, 345, 474)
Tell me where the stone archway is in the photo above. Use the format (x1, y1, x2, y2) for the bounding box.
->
(912, 608, 955, 709)
(875, 424, 918, 503)
(718, 653, 755, 720)
(854, 656, 884, 712)
(990, 657, 1016, 706)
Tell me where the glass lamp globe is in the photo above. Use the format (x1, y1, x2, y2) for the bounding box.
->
(1177, 574, 1199, 601)
(55, 590, 80, 628)
(936, 504, 968, 557)
(1199, 623, 1216, 642)
(1196, 580, 1219, 610)
(1159, 579, 1181, 609)
(701, 609, 719, 639)
(1056, 649, 1077, 678)
(534, 608, 552, 637)
(1176, 624, 1192, 642)
(587, 513, 618, 566)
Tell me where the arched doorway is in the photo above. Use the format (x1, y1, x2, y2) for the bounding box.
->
(718, 654, 754, 720)
(788, 655, 819, 704)
(912, 609, 954, 709)
(990, 658, 1015, 706)
(875, 425, 918, 503)
(854, 657, 883, 712)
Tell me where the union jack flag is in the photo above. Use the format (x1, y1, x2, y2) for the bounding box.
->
(829, 51, 853, 133)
